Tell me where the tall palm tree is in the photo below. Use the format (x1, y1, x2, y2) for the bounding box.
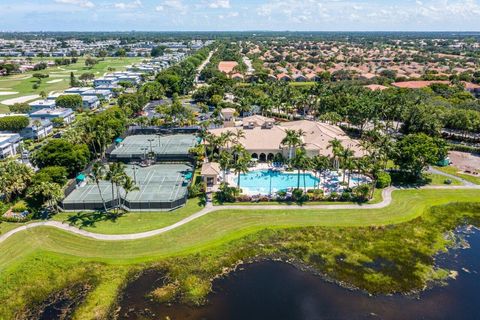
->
(312, 155, 331, 192)
(89, 161, 107, 212)
(232, 129, 246, 145)
(281, 129, 304, 160)
(232, 145, 250, 190)
(219, 150, 233, 182)
(339, 148, 354, 184)
(327, 138, 344, 170)
(120, 175, 139, 209)
(105, 162, 125, 211)
(290, 148, 308, 189)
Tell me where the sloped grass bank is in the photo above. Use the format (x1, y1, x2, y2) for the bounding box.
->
(0, 189, 480, 319)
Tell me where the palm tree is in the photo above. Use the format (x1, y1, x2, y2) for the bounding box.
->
(232, 129, 246, 145)
(290, 148, 308, 189)
(327, 138, 344, 170)
(232, 145, 250, 190)
(281, 129, 304, 160)
(27, 181, 63, 213)
(312, 155, 331, 192)
(219, 150, 233, 182)
(339, 148, 354, 184)
(120, 175, 139, 209)
(105, 162, 126, 211)
(89, 161, 107, 212)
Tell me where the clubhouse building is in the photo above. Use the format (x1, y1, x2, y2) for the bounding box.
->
(209, 111, 364, 162)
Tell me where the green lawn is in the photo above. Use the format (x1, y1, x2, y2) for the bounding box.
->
(0, 221, 26, 235)
(0, 188, 479, 319)
(52, 197, 204, 235)
(1, 189, 478, 267)
(0, 57, 143, 112)
(425, 173, 463, 186)
(434, 166, 480, 185)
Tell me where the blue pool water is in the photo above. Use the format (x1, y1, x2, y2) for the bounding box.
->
(238, 170, 320, 194)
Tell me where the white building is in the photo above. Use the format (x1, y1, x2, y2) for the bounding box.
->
(28, 99, 56, 112)
(0, 133, 21, 159)
(30, 108, 75, 125)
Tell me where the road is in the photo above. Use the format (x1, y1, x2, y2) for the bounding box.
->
(194, 48, 217, 85)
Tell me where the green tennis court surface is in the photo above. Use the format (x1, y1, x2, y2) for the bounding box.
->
(62, 163, 193, 210)
(109, 134, 198, 159)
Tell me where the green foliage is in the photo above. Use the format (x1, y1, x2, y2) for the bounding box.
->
(376, 171, 392, 188)
(139, 82, 165, 100)
(215, 183, 239, 203)
(31, 139, 90, 176)
(0, 160, 34, 202)
(26, 181, 63, 211)
(393, 133, 447, 178)
(11, 201, 28, 213)
(33, 166, 68, 186)
(8, 103, 32, 113)
(0, 116, 29, 132)
(150, 45, 167, 57)
(55, 94, 83, 110)
(118, 92, 148, 115)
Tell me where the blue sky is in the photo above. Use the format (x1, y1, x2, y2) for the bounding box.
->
(1, 0, 480, 31)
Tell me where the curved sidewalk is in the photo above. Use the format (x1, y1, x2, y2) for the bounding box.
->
(1, 186, 478, 244)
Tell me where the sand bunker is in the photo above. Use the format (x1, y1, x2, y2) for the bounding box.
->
(46, 79, 63, 84)
(0, 92, 18, 96)
(1, 94, 39, 105)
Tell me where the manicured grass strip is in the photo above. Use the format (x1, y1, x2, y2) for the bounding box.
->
(434, 166, 480, 185)
(52, 197, 204, 235)
(425, 173, 463, 186)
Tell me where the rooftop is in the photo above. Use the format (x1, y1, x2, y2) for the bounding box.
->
(218, 61, 238, 74)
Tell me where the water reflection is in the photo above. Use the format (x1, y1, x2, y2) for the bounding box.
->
(118, 227, 480, 320)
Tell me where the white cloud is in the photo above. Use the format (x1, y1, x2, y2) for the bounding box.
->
(208, 0, 230, 9)
(54, 0, 95, 8)
(114, 0, 142, 10)
(155, 0, 186, 13)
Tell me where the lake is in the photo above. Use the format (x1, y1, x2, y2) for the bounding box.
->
(117, 226, 480, 320)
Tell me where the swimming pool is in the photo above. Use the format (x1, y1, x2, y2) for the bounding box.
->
(238, 170, 320, 194)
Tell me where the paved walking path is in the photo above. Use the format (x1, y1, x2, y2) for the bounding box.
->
(1, 185, 479, 244)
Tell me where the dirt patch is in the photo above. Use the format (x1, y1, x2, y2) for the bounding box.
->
(449, 151, 480, 173)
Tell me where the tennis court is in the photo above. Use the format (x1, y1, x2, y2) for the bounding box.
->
(109, 134, 198, 160)
(62, 163, 194, 211)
